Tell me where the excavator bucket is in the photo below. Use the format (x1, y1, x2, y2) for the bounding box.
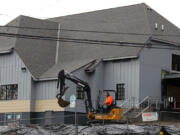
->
(57, 97, 70, 107)
(56, 86, 70, 107)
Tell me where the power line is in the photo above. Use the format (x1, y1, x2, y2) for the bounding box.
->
(61, 29, 180, 38)
(0, 32, 180, 50)
(1, 25, 180, 37)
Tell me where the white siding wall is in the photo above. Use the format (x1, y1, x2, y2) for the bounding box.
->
(0, 51, 32, 100)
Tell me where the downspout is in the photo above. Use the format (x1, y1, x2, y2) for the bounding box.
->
(55, 23, 61, 64)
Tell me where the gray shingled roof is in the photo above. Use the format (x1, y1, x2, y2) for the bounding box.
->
(0, 16, 58, 78)
(0, 3, 180, 80)
(48, 3, 151, 43)
(49, 3, 180, 44)
(40, 43, 140, 79)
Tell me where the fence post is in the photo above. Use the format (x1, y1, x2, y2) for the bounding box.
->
(148, 98, 150, 108)
(75, 110, 78, 135)
(75, 95, 78, 135)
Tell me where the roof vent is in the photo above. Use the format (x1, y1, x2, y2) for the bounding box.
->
(161, 24, 165, 31)
(155, 23, 158, 30)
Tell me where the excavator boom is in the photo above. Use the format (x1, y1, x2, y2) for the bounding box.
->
(56, 70, 93, 112)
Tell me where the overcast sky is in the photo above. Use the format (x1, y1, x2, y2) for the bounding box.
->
(0, 0, 180, 28)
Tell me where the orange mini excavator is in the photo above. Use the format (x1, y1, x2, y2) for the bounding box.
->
(56, 70, 122, 123)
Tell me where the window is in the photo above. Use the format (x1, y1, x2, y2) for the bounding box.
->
(76, 85, 84, 99)
(116, 84, 125, 100)
(0, 84, 18, 100)
(172, 54, 180, 71)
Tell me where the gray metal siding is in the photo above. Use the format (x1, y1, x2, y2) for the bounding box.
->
(34, 59, 140, 113)
(30, 79, 35, 112)
(139, 48, 180, 100)
(103, 59, 140, 105)
(63, 60, 140, 112)
(0, 51, 32, 100)
(65, 63, 104, 113)
(34, 81, 57, 100)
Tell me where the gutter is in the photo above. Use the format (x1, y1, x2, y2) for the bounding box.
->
(0, 48, 13, 54)
(103, 56, 138, 61)
(150, 37, 180, 46)
(35, 77, 58, 82)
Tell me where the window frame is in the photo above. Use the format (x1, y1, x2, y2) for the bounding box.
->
(76, 85, 84, 99)
(0, 84, 18, 100)
(172, 54, 180, 71)
(116, 83, 125, 100)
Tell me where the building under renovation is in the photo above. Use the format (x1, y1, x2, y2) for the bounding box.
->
(0, 3, 180, 124)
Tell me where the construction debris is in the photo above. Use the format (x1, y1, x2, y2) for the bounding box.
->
(0, 124, 179, 135)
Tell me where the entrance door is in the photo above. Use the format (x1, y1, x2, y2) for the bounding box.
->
(168, 86, 180, 109)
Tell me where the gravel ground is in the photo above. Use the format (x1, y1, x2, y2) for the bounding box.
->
(0, 123, 180, 135)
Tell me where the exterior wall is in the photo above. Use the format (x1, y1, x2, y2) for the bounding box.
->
(0, 51, 32, 100)
(34, 81, 57, 100)
(62, 60, 140, 113)
(35, 99, 64, 112)
(139, 47, 180, 101)
(103, 59, 140, 105)
(0, 51, 64, 124)
(65, 62, 104, 113)
(0, 100, 30, 113)
(32, 80, 64, 112)
(0, 51, 32, 113)
(30, 79, 35, 112)
(30, 58, 140, 113)
(31, 62, 104, 113)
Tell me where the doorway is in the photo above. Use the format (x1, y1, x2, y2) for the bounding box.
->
(162, 78, 180, 109)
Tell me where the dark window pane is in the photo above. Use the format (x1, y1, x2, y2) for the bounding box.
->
(0, 86, 7, 100)
(12, 85, 18, 100)
(172, 54, 180, 71)
(76, 85, 84, 99)
(116, 84, 125, 100)
(0, 84, 18, 100)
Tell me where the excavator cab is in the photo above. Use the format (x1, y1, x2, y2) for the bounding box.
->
(103, 90, 116, 104)
(103, 90, 117, 110)
(87, 89, 122, 123)
(95, 89, 116, 113)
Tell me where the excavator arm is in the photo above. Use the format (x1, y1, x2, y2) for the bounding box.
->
(56, 70, 93, 113)
(56, 70, 123, 122)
